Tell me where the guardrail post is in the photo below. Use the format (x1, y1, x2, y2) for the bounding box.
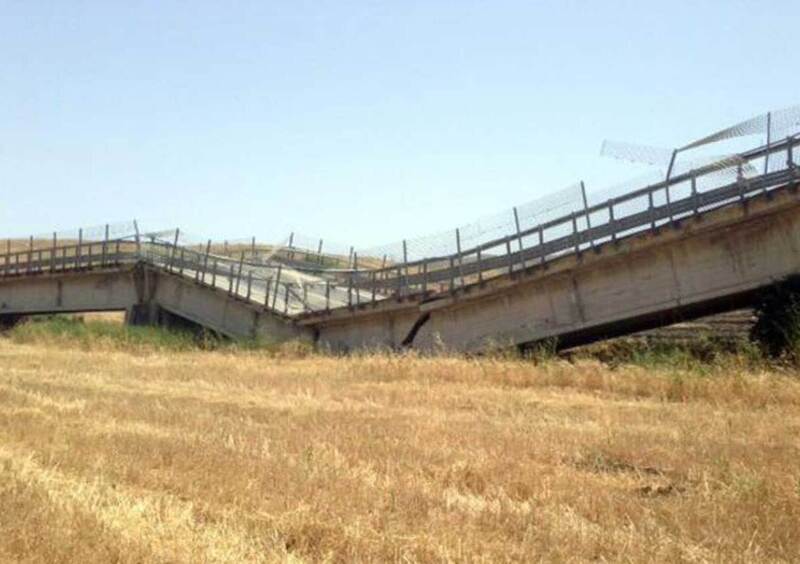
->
(648, 190, 656, 230)
(455, 229, 465, 287)
(102, 224, 109, 266)
(422, 259, 429, 294)
(571, 212, 580, 255)
(228, 264, 235, 295)
(764, 111, 772, 175)
(246, 271, 252, 301)
(264, 279, 272, 309)
(284, 285, 291, 314)
(271, 265, 282, 310)
(505, 240, 513, 275)
(50, 232, 56, 273)
(200, 239, 211, 284)
(211, 259, 218, 288)
(788, 136, 796, 173)
(537, 225, 545, 266)
(513, 207, 526, 269)
(402, 239, 410, 290)
(609, 200, 617, 244)
(691, 172, 700, 217)
(27, 236, 32, 275)
(235, 251, 245, 295)
(133, 220, 141, 255)
(448, 257, 455, 292)
(355, 253, 362, 305)
(737, 163, 746, 202)
(347, 274, 353, 308)
(665, 183, 674, 224)
(325, 280, 330, 312)
(476, 248, 483, 285)
(178, 248, 185, 275)
(580, 181, 594, 252)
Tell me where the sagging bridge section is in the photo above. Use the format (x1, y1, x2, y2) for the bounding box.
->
(2, 135, 800, 352)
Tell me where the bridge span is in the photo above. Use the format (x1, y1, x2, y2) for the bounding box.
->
(2, 126, 799, 352)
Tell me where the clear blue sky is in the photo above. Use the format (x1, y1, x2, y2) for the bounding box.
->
(1, 1, 797, 245)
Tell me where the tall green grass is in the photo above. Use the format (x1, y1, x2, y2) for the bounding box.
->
(5, 316, 202, 351)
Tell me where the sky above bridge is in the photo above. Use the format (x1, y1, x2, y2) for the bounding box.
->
(1, 1, 798, 246)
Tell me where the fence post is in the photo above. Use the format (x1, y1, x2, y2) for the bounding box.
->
(211, 259, 218, 288)
(228, 264, 235, 294)
(476, 248, 483, 284)
(27, 236, 32, 275)
(264, 279, 272, 309)
(77, 228, 83, 269)
(246, 271, 253, 301)
(284, 285, 291, 314)
(422, 259, 429, 294)
(317, 239, 324, 264)
(370, 272, 376, 304)
(788, 136, 795, 173)
(505, 240, 513, 275)
(347, 246, 354, 269)
(251, 236, 256, 259)
(288, 232, 295, 261)
(178, 248, 185, 275)
(691, 172, 700, 217)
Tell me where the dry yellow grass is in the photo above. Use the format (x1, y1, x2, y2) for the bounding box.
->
(1, 340, 799, 562)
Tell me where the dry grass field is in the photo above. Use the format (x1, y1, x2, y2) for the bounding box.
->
(1, 329, 799, 562)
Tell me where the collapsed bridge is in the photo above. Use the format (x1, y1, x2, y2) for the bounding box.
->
(3, 108, 800, 352)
